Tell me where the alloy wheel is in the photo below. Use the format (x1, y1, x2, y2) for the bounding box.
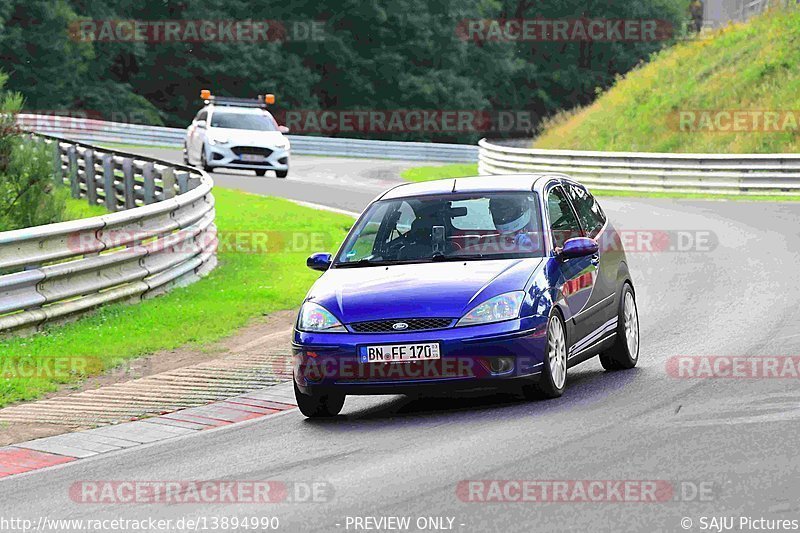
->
(548, 316, 567, 389)
(624, 292, 639, 361)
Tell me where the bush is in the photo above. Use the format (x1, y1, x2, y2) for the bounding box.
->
(0, 72, 68, 232)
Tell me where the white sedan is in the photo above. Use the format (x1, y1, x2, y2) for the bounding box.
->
(184, 102, 290, 178)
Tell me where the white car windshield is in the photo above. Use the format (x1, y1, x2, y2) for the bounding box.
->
(210, 112, 279, 131)
(334, 192, 545, 267)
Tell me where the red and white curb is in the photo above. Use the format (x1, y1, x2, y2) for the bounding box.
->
(0, 382, 296, 480)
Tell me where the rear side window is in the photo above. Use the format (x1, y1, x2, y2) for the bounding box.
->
(547, 186, 583, 248)
(566, 184, 606, 239)
(195, 110, 207, 122)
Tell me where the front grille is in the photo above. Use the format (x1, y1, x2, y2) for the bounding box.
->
(349, 318, 453, 333)
(231, 146, 274, 157)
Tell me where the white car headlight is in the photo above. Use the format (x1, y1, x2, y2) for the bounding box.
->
(297, 302, 346, 332)
(208, 136, 229, 145)
(274, 141, 289, 149)
(456, 291, 526, 327)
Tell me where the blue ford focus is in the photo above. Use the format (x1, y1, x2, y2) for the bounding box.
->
(293, 174, 639, 417)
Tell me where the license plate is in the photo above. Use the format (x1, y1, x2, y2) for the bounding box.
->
(359, 343, 441, 364)
(241, 154, 266, 162)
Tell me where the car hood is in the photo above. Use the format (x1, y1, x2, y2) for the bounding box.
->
(307, 259, 544, 323)
(207, 127, 286, 147)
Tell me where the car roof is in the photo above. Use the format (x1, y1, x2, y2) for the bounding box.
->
(379, 174, 579, 200)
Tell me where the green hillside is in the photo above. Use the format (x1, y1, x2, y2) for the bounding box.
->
(535, 8, 800, 153)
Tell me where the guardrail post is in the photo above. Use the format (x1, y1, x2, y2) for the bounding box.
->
(176, 171, 189, 194)
(102, 154, 116, 211)
(143, 163, 156, 204)
(84, 149, 97, 206)
(122, 158, 136, 209)
(161, 168, 176, 199)
(52, 140, 63, 185)
(67, 146, 80, 199)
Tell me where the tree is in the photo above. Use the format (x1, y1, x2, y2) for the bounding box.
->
(0, 0, 690, 142)
(0, 72, 68, 232)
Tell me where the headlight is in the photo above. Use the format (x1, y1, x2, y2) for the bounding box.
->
(274, 141, 289, 150)
(456, 291, 526, 327)
(297, 302, 346, 332)
(208, 137, 229, 145)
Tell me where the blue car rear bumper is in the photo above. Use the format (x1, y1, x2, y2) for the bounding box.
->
(293, 315, 549, 395)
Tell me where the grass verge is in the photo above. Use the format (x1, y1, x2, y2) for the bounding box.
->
(401, 164, 478, 182)
(63, 197, 108, 220)
(0, 188, 353, 407)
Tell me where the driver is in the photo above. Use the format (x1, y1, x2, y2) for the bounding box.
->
(488, 196, 539, 252)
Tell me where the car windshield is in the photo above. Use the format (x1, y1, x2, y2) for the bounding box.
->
(210, 112, 278, 131)
(334, 192, 544, 267)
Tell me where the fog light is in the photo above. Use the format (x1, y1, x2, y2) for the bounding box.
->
(489, 357, 514, 375)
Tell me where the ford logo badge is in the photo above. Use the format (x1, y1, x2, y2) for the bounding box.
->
(392, 322, 409, 331)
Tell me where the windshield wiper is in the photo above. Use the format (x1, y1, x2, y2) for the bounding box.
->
(334, 258, 409, 268)
(336, 254, 492, 268)
(432, 253, 486, 262)
(334, 258, 380, 268)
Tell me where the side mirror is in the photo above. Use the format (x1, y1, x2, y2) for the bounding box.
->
(307, 252, 332, 272)
(559, 237, 599, 260)
(278, 125, 290, 134)
(196, 120, 207, 129)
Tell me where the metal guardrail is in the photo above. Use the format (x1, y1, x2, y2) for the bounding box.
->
(17, 114, 479, 163)
(0, 134, 217, 335)
(478, 138, 800, 195)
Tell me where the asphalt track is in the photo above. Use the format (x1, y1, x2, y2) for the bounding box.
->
(2, 150, 800, 532)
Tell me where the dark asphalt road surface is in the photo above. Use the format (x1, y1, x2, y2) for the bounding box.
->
(2, 149, 799, 533)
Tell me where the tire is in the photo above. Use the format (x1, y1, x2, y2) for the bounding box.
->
(276, 169, 288, 178)
(200, 146, 213, 172)
(522, 310, 567, 400)
(294, 381, 345, 418)
(599, 283, 639, 371)
(254, 169, 267, 177)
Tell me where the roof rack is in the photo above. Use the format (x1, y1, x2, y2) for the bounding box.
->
(199, 90, 275, 108)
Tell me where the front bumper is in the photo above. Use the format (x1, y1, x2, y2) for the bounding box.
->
(205, 144, 289, 170)
(293, 316, 549, 395)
